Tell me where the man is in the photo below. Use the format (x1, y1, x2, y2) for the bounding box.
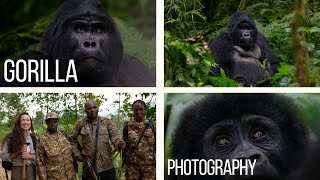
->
(37, 112, 76, 180)
(69, 99, 126, 180)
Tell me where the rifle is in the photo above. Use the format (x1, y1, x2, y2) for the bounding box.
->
(84, 157, 98, 180)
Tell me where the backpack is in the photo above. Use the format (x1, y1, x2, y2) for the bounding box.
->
(2, 160, 12, 171)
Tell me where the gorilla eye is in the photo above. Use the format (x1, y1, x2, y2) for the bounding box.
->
(239, 25, 249, 30)
(73, 23, 86, 33)
(215, 136, 231, 146)
(92, 24, 105, 33)
(250, 129, 266, 140)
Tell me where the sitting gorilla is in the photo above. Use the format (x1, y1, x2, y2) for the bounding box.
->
(210, 11, 279, 86)
(171, 94, 309, 180)
(1, 0, 155, 87)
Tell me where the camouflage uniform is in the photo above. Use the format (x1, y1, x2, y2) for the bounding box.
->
(124, 119, 156, 180)
(69, 116, 121, 175)
(37, 130, 76, 180)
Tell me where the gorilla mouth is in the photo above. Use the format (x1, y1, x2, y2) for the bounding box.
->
(79, 56, 104, 64)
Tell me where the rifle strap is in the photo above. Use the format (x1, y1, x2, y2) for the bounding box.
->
(5, 169, 8, 180)
(93, 117, 100, 175)
(130, 122, 150, 155)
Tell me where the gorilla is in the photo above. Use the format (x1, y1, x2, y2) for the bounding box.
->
(286, 139, 320, 180)
(170, 94, 309, 180)
(1, 0, 155, 87)
(210, 11, 280, 86)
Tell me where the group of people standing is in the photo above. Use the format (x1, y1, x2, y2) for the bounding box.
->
(0, 99, 156, 180)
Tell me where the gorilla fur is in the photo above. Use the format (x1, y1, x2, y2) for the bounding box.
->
(210, 11, 280, 86)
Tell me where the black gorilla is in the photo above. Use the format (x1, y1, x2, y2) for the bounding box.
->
(171, 94, 308, 180)
(210, 11, 279, 86)
(286, 139, 320, 180)
(1, 0, 155, 87)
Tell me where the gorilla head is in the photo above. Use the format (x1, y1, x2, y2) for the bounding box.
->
(41, 0, 123, 85)
(171, 94, 308, 180)
(227, 11, 258, 50)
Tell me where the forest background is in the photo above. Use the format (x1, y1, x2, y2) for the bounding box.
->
(165, 0, 320, 87)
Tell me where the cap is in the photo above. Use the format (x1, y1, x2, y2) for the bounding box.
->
(46, 112, 59, 121)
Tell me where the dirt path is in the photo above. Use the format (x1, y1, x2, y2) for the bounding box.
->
(0, 157, 11, 180)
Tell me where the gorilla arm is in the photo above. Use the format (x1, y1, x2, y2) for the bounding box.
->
(209, 33, 234, 76)
(257, 33, 280, 75)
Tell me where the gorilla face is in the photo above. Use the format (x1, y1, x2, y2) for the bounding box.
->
(42, 0, 123, 85)
(230, 19, 258, 50)
(202, 114, 282, 180)
(62, 14, 123, 83)
(171, 94, 308, 180)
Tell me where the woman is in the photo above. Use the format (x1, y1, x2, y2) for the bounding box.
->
(123, 100, 156, 180)
(0, 112, 37, 180)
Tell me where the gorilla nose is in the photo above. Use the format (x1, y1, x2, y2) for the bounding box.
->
(82, 40, 98, 50)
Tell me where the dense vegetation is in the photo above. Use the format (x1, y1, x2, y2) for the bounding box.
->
(165, 0, 320, 87)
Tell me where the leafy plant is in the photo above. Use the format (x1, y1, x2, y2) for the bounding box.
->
(165, 31, 215, 87)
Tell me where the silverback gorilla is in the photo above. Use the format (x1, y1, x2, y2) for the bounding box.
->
(210, 11, 279, 86)
(171, 94, 308, 180)
(1, 0, 155, 87)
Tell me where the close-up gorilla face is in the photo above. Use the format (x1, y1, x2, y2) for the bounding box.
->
(202, 114, 282, 180)
(41, 0, 123, 86)
(0, 0, 155, 87)
(170, 94, 308, 180)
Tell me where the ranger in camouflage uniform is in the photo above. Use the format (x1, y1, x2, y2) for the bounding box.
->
(69, 99, 125, 180)
(124, 100, 156, 180)
(37, 112, 76, 180)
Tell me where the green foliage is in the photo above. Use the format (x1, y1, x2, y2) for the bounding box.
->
(289, 94, 320, 134)
(165, 0, 206, 38)
(113, 93, 156, 121)
(165, 0, 320, 87)
(269, 63, 296, 87)
(0, 123, 11, 142)
(165, 31, 216, 87)
(0, 17, 48, 61)
(115, 18, 156, 71)
(207, 76, 239, 87)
